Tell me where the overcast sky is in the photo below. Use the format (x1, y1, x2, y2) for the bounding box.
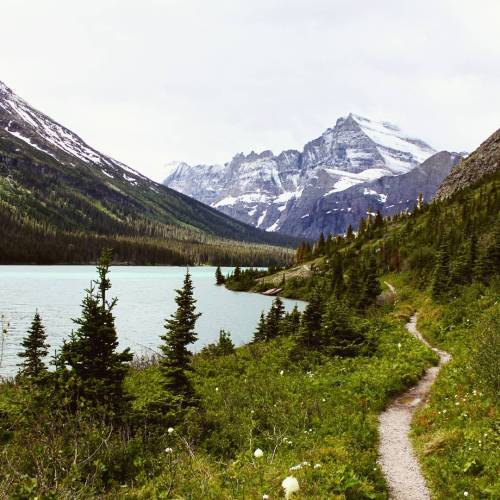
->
(2, 0, 499, 181)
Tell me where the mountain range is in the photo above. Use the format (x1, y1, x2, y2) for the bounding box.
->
(0, 81, 294, 265)
(164, 114, 463, 238)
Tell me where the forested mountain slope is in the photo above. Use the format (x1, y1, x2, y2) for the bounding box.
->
(0, 81, 294, 264)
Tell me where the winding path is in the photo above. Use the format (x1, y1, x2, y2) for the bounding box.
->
(378, 289, 451, 499)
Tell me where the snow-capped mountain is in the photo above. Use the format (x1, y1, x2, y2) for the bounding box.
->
(0, 79, 295, 250)
(0, 80, 151, 184)
(164, 114, 451, 237)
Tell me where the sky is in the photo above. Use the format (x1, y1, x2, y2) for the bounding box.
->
(2, 0, 499, 182)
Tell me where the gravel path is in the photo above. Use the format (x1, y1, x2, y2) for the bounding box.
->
(378, 311, 451, 499)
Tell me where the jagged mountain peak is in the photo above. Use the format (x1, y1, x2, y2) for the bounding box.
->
(163, 114, 445, 237)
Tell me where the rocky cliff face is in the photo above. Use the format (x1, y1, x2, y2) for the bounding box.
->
(164, 114, 456, 238)
(435, 129, 500, 201)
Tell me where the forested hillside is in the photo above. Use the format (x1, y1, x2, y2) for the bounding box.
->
(0, 129, 497, 498)
(0, 80, 295, 265)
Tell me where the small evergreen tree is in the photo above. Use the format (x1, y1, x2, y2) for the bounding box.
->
(201, 330, 235, 357)
(329, 253, 344, 297)
(233, 266, 242, 280)
(346, 262, 364, 309)
(320, 299, 364, 356)
(431, 242, 451, 299)
(17, 311, 49, 381)
(160, 270, 201, 406)
(60, 249, 132, 412)
(362, 255, 382, 307)
(215, 266, 225, 285)
(281, 305, 301, 337)
(265, 296, 285, 340)
(315, 232, 326, 256)
(346, 224, 354, 242)
(253, 312, 267, 342)
(296, 288, 324, 350)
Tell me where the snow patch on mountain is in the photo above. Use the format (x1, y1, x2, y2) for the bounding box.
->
(163, 113, 440, 236)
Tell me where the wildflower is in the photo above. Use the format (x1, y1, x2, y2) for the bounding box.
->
(464, 493, 469, 497)
(289, 464, 302, 471)
(215, 387, 219, 392)
(254, 448, 264, 458)
(263, 495, 269, 500)
(167, 427, 174, 434)
(322, 398, 326, 402)
(165, 447, 173, 453)
(282, 476, 300, 499)
(314, 463, 321, 469)
(397, 343, 401, 349)
(280, 370, 284, 375)
(302, 461, 310, 466)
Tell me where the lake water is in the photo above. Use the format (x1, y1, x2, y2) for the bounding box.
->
(0, 266, 305, 377)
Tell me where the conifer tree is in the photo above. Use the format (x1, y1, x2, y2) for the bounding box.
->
(431, 242, 451, 299)
(215, 266, 225, 285)
(60, 249, 132, 411)
(346, 262, 364, 309)
(17, 311, 49, 381)
(160, 270, 201, 405)
(320, 299, 364, 356)
(315, 232, 326, 256)
(346, 224, 354, 242)
(296, 288, 324, 350)
(265, 296, 285, 340)
(329, 253, 344, 297)
(215, 330, 235, 355)
(373, 210, 383, 230)
(233, 265, 242, 280)
(362, 255, 382, 307)
(253, 312, 267, 342)
(281, 305, 301, 337)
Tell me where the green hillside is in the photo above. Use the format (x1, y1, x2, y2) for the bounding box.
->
(0, 131, 295, 265)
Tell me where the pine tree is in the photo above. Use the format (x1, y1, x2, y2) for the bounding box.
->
(215, 266, 225, 285)
(60, 249, 132, 411)
(431, 242, 451, 299)
(362, 255, 382, 307)
(17, 311, 49, 381)
(320, 299, 364, 356)
(216, 330, 235, 355)
(296, 288, 324, 350)
(329, 253, 344, 297)
(253, 312, 267, 342)
(265, 296, 285, 340)
(160, 270, 201, 405)
(346, 224, 354, 242)
(315, 232, 326, 256)
(281, 305, 301, 337)
(346, 262, 364, 309)
(233, 265, 242, 280)
(373, 210, 383, 230)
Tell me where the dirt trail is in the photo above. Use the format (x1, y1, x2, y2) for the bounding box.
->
(378, 307, 451, 499)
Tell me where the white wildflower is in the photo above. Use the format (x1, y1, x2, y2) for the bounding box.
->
(165, 447, 173, 453)
(262, 495, 269, 500)
(302, 461, 310, 466)
(167, 427, 174, 434)
(280, 370, 284, 376)
(397, 343, 401, 349)
(215, 387, 219, 392)
(464, 492, 469, 497)
(282, 476, 300, 499)
(314, 463, 322, 469)
(289, 464, 302, 471)
(254, 448, 264, 458)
